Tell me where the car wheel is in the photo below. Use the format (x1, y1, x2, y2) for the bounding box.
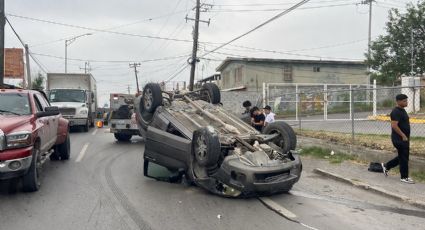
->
(192, 127, 221, 167)
(201, 83, 221, 104)
(49, 151, 60, 161)
(58, 134, 71, 160)
(262, 121, 297, 153)
(114, 133, 132, 142)
(142, 83, 162, 113)
(23, 144, 42, 192)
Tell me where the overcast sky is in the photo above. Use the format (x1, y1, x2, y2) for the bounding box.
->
(4, 0, 415, 106)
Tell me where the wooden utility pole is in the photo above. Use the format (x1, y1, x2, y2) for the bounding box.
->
(25, 44, 31, 89)
(129, 63, 141, 94)
(188, 0, 201, 91)
(0, 0, 5, 86)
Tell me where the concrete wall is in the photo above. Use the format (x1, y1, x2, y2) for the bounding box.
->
(219, 61, 368, 91)
(221, 91, 262, 115)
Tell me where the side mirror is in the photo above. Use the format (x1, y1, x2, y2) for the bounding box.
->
(143, 160, 182, 183)
(36, 106, 60, 118)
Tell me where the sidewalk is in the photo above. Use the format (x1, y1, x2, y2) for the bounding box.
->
(301, 156, 425, 209)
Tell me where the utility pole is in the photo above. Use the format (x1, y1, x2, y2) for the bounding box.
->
(80, 61, 91, 74)
(25, 44, 31, 89)
(361, 0, 374, 60)
(129, 63, 141, 94)
(0, 0, 5, 86)
(410, 28, 414, 75)
(186, 0, 211, 91)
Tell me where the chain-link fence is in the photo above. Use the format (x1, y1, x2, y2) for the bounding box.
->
(263, 83, 425, 157)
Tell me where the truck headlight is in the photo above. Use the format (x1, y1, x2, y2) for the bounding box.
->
(6, 131, 32, 149)
(79, 109, 88, 115)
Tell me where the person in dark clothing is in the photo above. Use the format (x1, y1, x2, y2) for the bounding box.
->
(382, 94, 414, 184)
(251, 107, 265, 132)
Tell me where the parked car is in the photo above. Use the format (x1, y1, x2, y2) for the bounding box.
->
(0, 88, 70, 192)
(135, 83, 301, 197)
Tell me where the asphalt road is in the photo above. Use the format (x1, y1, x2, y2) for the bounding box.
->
(1, 127, 424, 230)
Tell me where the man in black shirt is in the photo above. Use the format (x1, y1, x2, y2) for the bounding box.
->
(382, 94, 414, 184)
(251, 107, 265, 132)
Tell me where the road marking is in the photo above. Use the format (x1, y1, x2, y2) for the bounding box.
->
(75, 143, 90, 162)
(258, 197, 297, 220)
(91, 129, 98, 136)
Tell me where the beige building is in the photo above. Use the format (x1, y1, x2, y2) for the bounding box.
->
(215, 58, 369, 91)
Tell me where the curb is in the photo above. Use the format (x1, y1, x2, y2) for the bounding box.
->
(313, 168, 425, 210)
(368, 115, 425, 124)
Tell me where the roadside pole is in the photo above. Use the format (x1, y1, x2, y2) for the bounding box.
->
(25, 44, 31, 89)
(188, 0, 200, 91)
(0, 0, 5, 86)
(129, 63, 141, 94)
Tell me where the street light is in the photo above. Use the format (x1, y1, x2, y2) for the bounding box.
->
(65, 33, 92, 73)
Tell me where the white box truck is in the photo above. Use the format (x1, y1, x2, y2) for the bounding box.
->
(47, 73, 97, 132)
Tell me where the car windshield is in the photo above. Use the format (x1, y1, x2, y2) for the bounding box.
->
(49, 89, 86, 103)
(0, 93, 31, 115)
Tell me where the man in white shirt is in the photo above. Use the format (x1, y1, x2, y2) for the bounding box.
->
(263, 105, 275, 127)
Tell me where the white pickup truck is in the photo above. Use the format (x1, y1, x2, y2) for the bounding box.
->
(109, 93, 140, 141)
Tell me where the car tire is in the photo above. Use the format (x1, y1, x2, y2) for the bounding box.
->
(23, 144, 41, 192)
(49, 151, 60, 161)
(58, 134, 71, 160)
(142, 83, 163, 113)
(262, 121, 297, 153)
(114, 133, 132, 142)
(201, 83, 221, 104)
(192, 127, 221, 167)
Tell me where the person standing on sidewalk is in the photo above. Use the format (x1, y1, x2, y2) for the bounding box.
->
(382, 94, 414, 184)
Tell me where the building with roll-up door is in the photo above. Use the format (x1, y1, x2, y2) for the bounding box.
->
(215, 57, 368, 91)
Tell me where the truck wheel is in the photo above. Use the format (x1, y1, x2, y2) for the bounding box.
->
(142, 83, 162, 113)
(49, 151, 60, 161)
(114, 133, 132, 142)
(58, 134, 71, 160)
(262, 121, 297, 153)
(192, 127, 221, 167)
(83, 120, 89, 132)
(23, 144, 42, 192)
(201, 83, 221, 104)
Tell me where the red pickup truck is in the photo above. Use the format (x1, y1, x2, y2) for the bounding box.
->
(0, 88, 70, 192)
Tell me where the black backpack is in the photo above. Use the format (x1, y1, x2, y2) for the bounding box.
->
(368, 162, 383, 172)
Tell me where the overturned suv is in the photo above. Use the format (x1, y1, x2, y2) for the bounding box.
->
(135, 83, 301, 197)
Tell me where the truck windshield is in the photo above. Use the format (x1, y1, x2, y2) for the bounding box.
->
(0, 93, 31, 115)
(49, 89, 86, 103)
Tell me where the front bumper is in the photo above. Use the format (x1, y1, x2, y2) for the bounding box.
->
(197, 154, 302, 197)
(63, 117, 88, 126)
(0, 155, 33, 180)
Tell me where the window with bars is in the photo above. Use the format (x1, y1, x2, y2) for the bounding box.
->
(283, 65, 293, 81)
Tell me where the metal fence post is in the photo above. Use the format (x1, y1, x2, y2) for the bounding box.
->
(350, 86, 355, 145)
(373, 79, 377, 117)
(262, 82, 267, 108)
(298, 92, 302, 132)
(296, 84, 299, 121)
(324, 84, 328, 121)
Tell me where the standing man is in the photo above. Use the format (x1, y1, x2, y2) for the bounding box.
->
(251, 106, 265, 132)
(382, 94, 414, 184)
(263, 105, 275, 127)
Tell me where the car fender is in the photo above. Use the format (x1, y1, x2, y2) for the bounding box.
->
(55, 117, 69, 145)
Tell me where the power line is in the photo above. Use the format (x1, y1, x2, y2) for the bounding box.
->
(207, 3, 357, 13)
(213, 0, 355, 7)
(6, 13, 194, 43)
(5, 16, 49, 73)
(31, 52, 190, 63)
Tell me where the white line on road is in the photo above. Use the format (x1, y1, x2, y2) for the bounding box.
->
(91, 129, 98, 136)
(75, 143, 90, 162)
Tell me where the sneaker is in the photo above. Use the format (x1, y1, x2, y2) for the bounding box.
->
(400, 178, 415, 184)
(381, 163, 388, 177)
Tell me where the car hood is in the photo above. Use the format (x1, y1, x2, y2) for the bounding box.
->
(51, 102, 86, 108)
(0, 114, 33, 134)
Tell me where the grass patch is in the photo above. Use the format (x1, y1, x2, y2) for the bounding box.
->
(411, 171, 425, 183)
(296, 129, 425, 158)
(300, 146, 356, 164)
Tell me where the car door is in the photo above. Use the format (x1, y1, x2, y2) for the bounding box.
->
(36, 93, 58, 147)
(33, 95, 50, 153)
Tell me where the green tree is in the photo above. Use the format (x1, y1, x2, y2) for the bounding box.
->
(32, 73, 45, 91)
(366, 1, 425, 85)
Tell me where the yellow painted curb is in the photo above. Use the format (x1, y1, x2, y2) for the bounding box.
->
(368, 115, 425, 124)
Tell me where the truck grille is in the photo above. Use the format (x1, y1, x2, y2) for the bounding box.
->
(59, 108, 76, 116)
(254, 170, 290, 183)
